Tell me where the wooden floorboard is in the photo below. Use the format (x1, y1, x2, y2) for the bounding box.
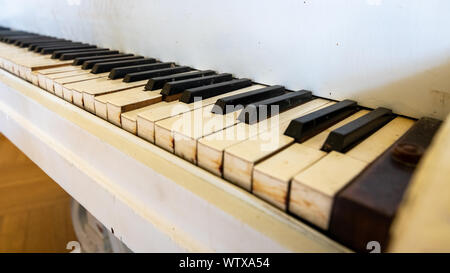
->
(0, 133, 77, 252)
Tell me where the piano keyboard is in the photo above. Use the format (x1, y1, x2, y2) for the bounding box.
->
(0, 28, 443, 252)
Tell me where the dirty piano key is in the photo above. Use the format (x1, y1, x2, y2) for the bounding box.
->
(199, 99, 332, 178)
(72, 53, 134, 66)
(36, 55, 108, 89)
(254, 144, 326, 209)
(212, 85, 285, 114)
(145, 70, 216, 90)
(180, 78, 253, 103)
(91, 58, 156, 74)
(103, 82, 182, 126)
(322, 107, 394, 152)
(93, 86, 163, 122)
(329, 117, 441, 252)
(221, 100, 334, 190)
(75, 71, 159, 112)
(121, 102, 174, 135)
(288, 117, 415, 230)
(57, 59, 154, 107)
(109, 62, 175, 79)
(137, 85, 262, 145)
(53, 72, 110, 100)
(153, 85, 263, 155)
(237, 90, 313, 124)
(251, 110, 368, 209)
(89, 68, 196, 121)
(123, 66, 193, 82)
(157, 104, 240, 163)
(44, 69, 93, 93)
(33, 65, 82, 86)
(161, 73, 233, 101)
(284, 99, 359, 142)
(81, 55, 144, 70)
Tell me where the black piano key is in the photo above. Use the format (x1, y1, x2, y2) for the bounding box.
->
(72, 54, 134, 66)
(81, 56, 143, 70)
(91, 58, 156, 74)
(237, 90, 313, 124)
(13, 35, 52, 43)
(4, 35, 38, 43)
(180, 79, 253, 104)
(0, 31, 30, 39)
(34, 42, 82, 52)
(161, 73, 233, 97)
(321, 107, 394, 153)
(123, 66, 192, 82)
(109, 62, 174, 79)
(145, 70, 216, 90)
(284, 99, 359, 142)
(51, 48, 107, 59)
(20, 39, 64, 47)
(212, 85, 286, 115)
(60, 50, 120, 60)
(29, 41, 76, 51)
(15, 37, 56, 47)
(41, 44, 95, 54)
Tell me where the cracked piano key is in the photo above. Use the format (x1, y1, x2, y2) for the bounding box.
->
(289, 117, 415, 230)
(251, 110, 368, 210)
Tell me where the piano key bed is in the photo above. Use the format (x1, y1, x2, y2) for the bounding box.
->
(0, 28, 444, 252)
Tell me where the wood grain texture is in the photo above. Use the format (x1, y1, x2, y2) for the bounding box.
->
(329, 117, 442, 252)
(222, 100, 333, 190)
(389, 115, 450, 252)
(289, 117, 415, 230)
(251, 111, 370, 210)
(0, 134, 76, 253)
(253, 144, 326, 210)
(152, 85, 263, 151)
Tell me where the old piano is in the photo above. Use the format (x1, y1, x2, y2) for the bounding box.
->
(0, 0, 449, 252)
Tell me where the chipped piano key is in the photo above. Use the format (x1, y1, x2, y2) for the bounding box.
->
(329, 117, 442, 252)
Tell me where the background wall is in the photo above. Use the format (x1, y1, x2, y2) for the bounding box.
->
(0, 0, 449, 119)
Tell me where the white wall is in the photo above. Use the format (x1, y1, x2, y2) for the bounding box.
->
(1, 0, 449, 119)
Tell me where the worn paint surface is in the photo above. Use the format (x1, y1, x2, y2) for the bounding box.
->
(0, 0, 449, 119)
